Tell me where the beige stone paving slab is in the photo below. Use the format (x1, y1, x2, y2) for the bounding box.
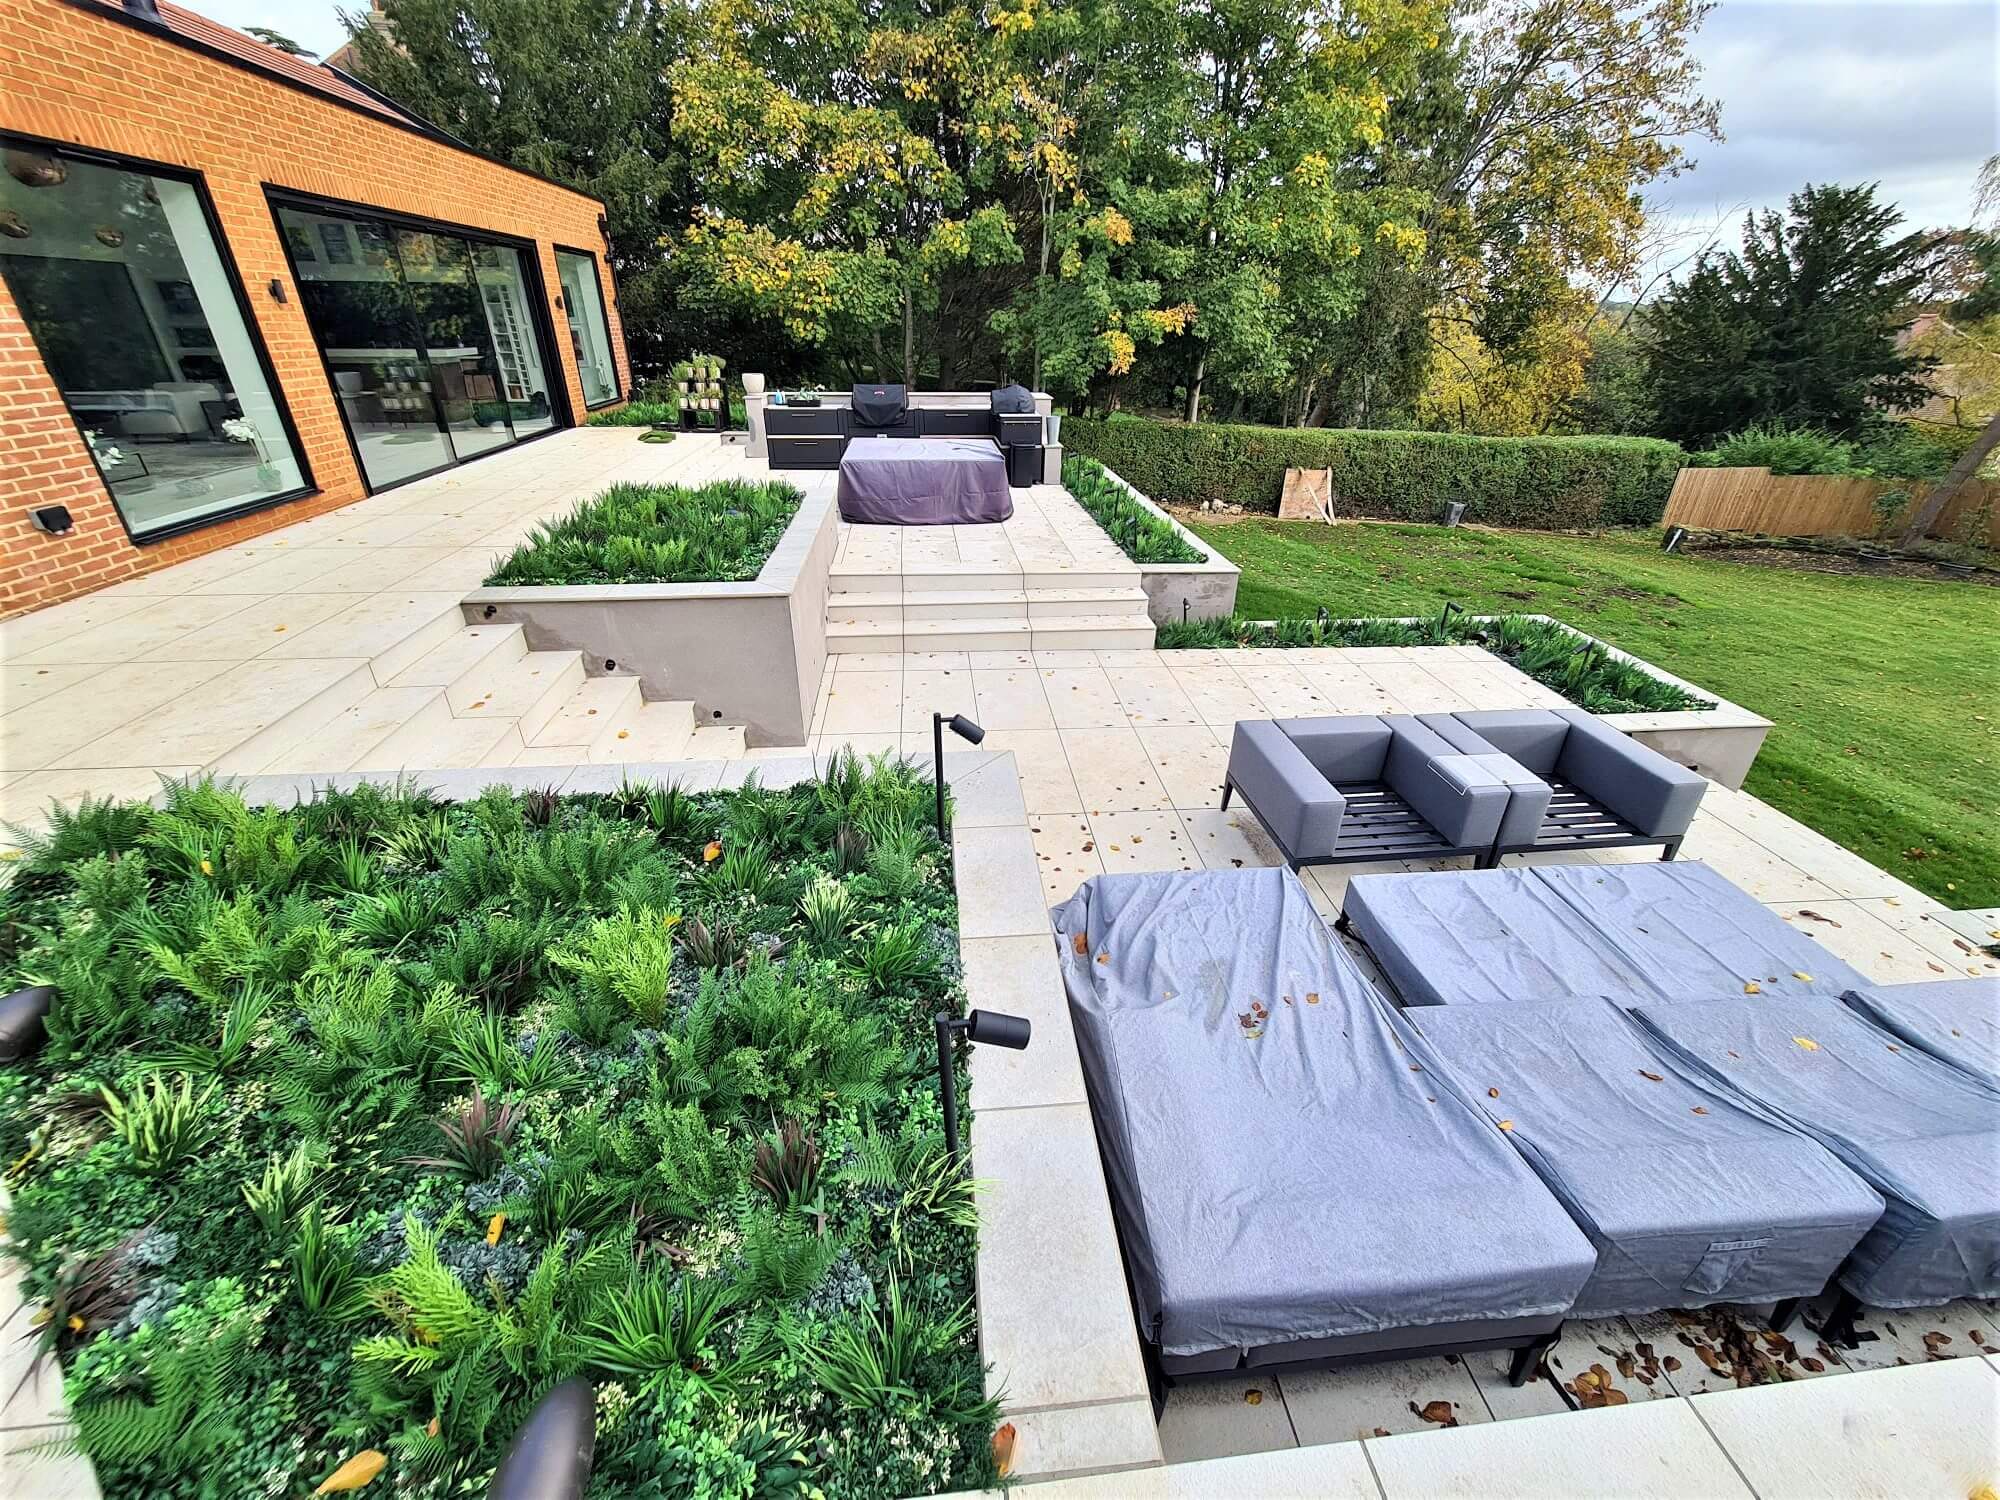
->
(967, 648, 1039, 670)
(0, 764, 198, 841)
(56, 657, 373, 772)
(1138, 725, 1228, 808)
(1158, 1376, 1299, 1464)
(963, 933, 1086, 1110)
(1677, 813, 1842, 902)
(971, 1102, 1151, 1413)
(1089, 808, 1198, 875)
(955, 824, 1051, 938)
(1689, 1355, 1999, 1500)
(1865, 896, 2000, 976)
(1306, 858, 1431, 907)
(1180, 805, 1286, 870)
(139, 592, 354, 661)
(810, 732, 903, 761)
(182, 544, 363, 595)
(1041, 667, 1130, 729)
(999, 1399, 1163, 1485)
(966, 1439, 1381, 1500)
(262, 590, 464, 667)
(1112, 667, 1205, 727)
(11, 591, 266, 665)
(1456, 1340, 1573, 1423)
(1698, 783, 1924, 899)
(1360, 664, 1462, 714)
(0, 660, 234, 773)
(1366, 1393, 1751, 1500)
(816, 670, 906, 735)
(1766, 898, 1964, 984)
(1168, 665, 1268, 727)
(982, 729, 1082, 814)
(831, 651, 907, 673)
(1281, 1354, 1492, 1445)
(903, 668, 977, 734)
(0, 664, 105, 717)
(1824, 1298, 2000, 1373)
(972, 667, 1056, 731)
(1029, 813, 1104, 907)
(942, 750, 1029, 828)
(1241, 667, 1341, 719)
(1063, 725, 1173, 812)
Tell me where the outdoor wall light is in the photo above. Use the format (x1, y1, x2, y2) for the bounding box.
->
(930, 711, 985, 838)
(935, 1009, 1031, 1160)
(487, 1377, 594, 1500)
(28, 505, 72, 536)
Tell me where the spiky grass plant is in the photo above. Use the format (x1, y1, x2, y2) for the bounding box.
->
(484, 478, 802, 586)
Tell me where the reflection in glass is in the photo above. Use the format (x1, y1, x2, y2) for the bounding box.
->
(556, 249, 617, 406)
(0, 142, 305, 537)
(477, 244, 556, 436)
(396, 228, 512, 462)
(278, 204, 453, 487)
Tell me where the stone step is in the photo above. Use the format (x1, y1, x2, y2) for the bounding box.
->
(454, 650, 586, 744)
(1025, 586, 1151, 619)
(360, 707, 520, 772)
(526, 673, 646, 754)
(208, 661, 378, 776)
(385, 621, 527, 700)
(685, 723, 747, 758)
(1028, 615, 1158, 651)
(259, 685, 448, 774)
(585, 698, 696, 763)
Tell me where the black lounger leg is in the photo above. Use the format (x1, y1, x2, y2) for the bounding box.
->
(1220, 778, 1234, 811)
(1508, 1328, 1560, 1387)
(1769, 1295, 1803, 1333)
(1660, 835, 1682, 862)
(1819, 1288, 1864, 1349)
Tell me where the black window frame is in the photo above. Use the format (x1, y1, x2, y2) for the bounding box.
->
(263, 185, 576, 496)
(0, 131, 318, 547)
(552, 243, 622, 410)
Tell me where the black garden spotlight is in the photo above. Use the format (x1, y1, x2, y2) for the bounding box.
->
(935, 1008, 1031, 1161)
(487, 1377, 595, 1500)
(931, 711, 985, 839)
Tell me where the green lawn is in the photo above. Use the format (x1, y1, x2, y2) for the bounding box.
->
(1189, 519, 2000, 908)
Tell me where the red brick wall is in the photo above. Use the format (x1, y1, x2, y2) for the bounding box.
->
(0, 0, 630, 617)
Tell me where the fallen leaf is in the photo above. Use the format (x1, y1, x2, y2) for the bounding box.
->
(703, 840, 722, 863)
(1305, 992, 1320, 1005)
(1691, 1106, 1709, 1115)
(617, 729, 629, 739)
(315, 1451, 387, 1494)
(1601, 1387, 1629, 1406)
(1663, 1355, 1682, 1372)
(1638, 1070, 1663, 1081)
(1792, 972, 1812, 982)
(1796, 909, 1842, 927)
(485, 1213, 505, 1247)
(992, 1423, 1017, 1477)
(1497, 1119, 1515, 1131)
(1072, 932, 1088, 956)
(1792, 1036, 1820, 1051)
(1372, 1427, 1391, 1438)
(1095, 951, 1110, 965)
(1800, 1357, 1824, 1372)
(1244, 1388, 1264, 1405)
(1743, 981, 1761, 995)
(1488, 1087, 1500, 1098)
(1923, 1331, 1954, 1352)
(1410, 1399, 1457, 1427)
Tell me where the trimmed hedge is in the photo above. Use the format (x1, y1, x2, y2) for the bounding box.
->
(1065, 416, 1685, 529)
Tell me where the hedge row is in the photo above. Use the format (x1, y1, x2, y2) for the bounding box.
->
(1064, 416, 1685, 530)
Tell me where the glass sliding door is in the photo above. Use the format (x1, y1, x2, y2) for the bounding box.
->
(555, 248, 618, 407)
(274, 197, 565, 491)
(0, 138, 307, 539)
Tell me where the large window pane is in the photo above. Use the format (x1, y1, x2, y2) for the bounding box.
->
(0, 142, 305, 537)
(477, 244, 557, 436)
(396, 228, 513, 462)
(278, 205, 454, 487)
(556, 249, 617, 407)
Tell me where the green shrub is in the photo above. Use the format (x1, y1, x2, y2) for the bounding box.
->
(1061, 454, 1206, 563)
(586, 399, 678, 428)
(1156, 610, 1709, 715)
(485, 478, 802, 586)
(1066, 415, 1684, 528)
(1691, 421, 1863, 475)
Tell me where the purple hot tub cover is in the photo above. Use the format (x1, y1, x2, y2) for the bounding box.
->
(836, 437, 1014, 525)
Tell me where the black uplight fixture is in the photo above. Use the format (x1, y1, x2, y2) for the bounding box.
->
(936, 1009, 1032, 1160)
(931, 711, 985, 838)
(487, 1377, 594, 1500)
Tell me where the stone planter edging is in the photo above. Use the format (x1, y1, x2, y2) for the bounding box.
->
(1087, 462, 1241, 625)
(459, 490, 838, 748)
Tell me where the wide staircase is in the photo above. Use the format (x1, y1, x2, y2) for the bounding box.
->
(824, 561, 1157, 653)
(211, 615, 743, 776)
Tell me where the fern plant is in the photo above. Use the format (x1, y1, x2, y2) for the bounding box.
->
(547, 905, 678, 1026)
(65, 1279, 252, 1469)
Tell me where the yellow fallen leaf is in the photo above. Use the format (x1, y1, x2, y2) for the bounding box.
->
(1793, 1036, 1820, 1051)
(66, 1314, 84, 1332)
(1743, 981, 1760, 994)
(314, 1450, 387, 1493)
(1792, 972, 1812, 982)
(1497, 1119, 1515, 1132)
(617, 730, 630, 740)
(426, 1417, 440, 1437)
(992, 1422, 1017, 1477)
(1487, 1087, 1500, 1099)
(199, 858, 214, 876)
(486, 1212, 505, 1247)
(1244, 1389, 1264, 1405)
(1072, 932, 1088, 956)
(703, 840, 722, 862)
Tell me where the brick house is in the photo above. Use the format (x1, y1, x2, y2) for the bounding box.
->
(0, 0, 631, 617)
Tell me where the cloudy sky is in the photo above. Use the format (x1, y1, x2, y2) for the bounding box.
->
(203, 0, 1997, 284)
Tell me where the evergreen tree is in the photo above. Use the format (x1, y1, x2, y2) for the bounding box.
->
(1641, 182, 1941, 444)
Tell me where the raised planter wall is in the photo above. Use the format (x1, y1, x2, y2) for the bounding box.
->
(1092, 462, 1241, 623)
(460, 492, 838, 747)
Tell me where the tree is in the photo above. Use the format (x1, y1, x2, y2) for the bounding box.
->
(1641, 183, 1942, 445)
(246, 26, 314, 56)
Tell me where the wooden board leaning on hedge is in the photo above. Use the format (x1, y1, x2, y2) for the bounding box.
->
(1065, 416, 1685, 530)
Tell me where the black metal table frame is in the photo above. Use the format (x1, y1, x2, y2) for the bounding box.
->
(1220, 774, 1497, 873)
(1488, 775, 1684, 865)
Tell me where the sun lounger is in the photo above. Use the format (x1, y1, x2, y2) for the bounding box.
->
(1341, 861, 1870, 1008)
(1395, 999, 1884, 1319)
(1050, 867, 1596, 1383)
(1840, 978, 2000, 1093)
(1631, 995, 2000, 1320)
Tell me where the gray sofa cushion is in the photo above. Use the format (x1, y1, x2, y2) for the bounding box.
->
(1399, 998, 1884, 1318)
(1550, 706, 1708, 836)
(1447, 709, 1567, 775)
(1632, 995, 2000, 1309)
(1842, 979, 2000, 1092)
(1275, 714, 1390, 781)
(1050, 867, 1595, 1360)
(1226, 720, 1344, 855)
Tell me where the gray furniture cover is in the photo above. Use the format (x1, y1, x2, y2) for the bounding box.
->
(1343, 860, 1870, 1008)
(1842, 978, 2000, 1092)
(836, 437, 1013, 524)
(1223, 715, 1513, 868)
(1632, 995, 2000, 1309)
(1396, 999, 1884, 1318)
(1050, 867, 1595, 1367)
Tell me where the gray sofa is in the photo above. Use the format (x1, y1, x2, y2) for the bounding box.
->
(1221, 714, 1514, 870)
(1419, 707, 1707, 862)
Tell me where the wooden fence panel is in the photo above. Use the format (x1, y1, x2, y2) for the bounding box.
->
(1663, 468, 2000, 546)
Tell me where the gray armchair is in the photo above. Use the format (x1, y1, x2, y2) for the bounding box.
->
(1418, 708, 1706, 862)
(1222, 715, 1514, 870)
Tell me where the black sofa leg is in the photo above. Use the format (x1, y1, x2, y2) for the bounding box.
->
(1818, 1288, 1864, 1349)
(1220, 779, 1233, 811)
(1769, 1295, 1803, 1333)
(1660, 836, 1682, 862)
(1508, 1329, 1560, 1387)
